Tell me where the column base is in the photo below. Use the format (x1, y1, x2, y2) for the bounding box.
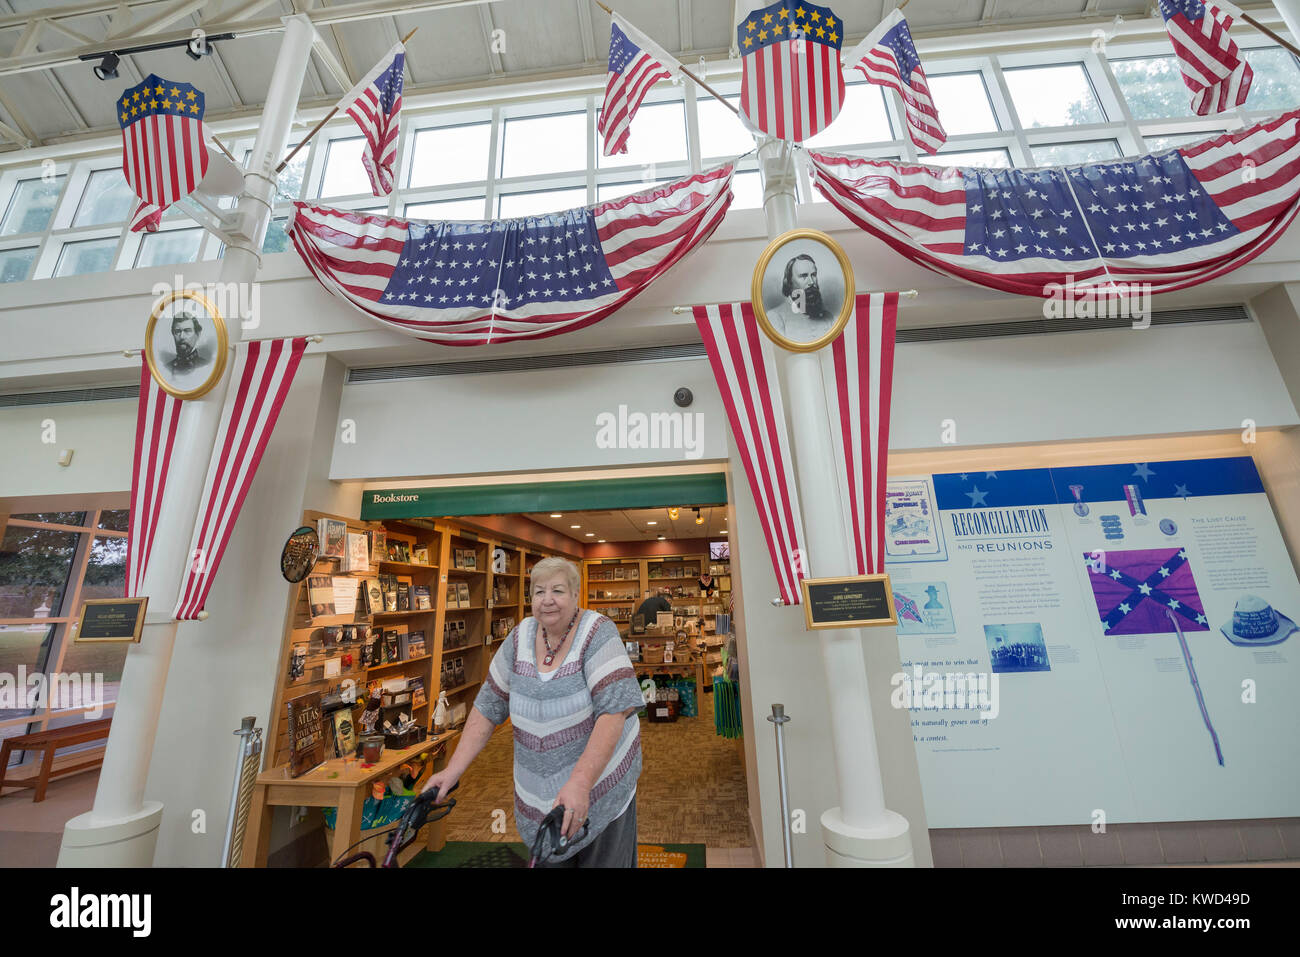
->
(821, 807, 914, 867)
(57, 801, 164, 868)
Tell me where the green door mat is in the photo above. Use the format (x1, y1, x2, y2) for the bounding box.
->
(405, 842, 706, 868)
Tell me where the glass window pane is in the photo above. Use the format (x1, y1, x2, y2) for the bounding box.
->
(1, 176, 66, 236)
(731, 170, 764, 209)
(501, 113, 587, 177)
(596, 180, 670, 202)
(96, 510, 129, 532)
(597, 101, 688, 168)
(1030, 140, 1122, 166)
(1143, 131, 1220, 152)
(278, 144, 306, 201)
(0, 246, 37, 283)
(0, 525, 80, 618)
(1004, 64, 1105, 128)
(320, 136, 373, 198)
(1243, 48, 1300, 111)
(9, 513, 87, 526)
(928, 74, 999, 134)
(78, 535, 127, 604)
(404, 198, 487, 220)
(0, 624, 55, 724)
(54, 237, 117, 277)
(409, 123, 491, 187)
(924, 148, 1012, 169)
(262, 217, 290, 254)
(1112, 56, 1197, 120)
(697, 95, 754, 160)
(805, 83, 893, 148)
(73, 168, 136, 227)
(497, 187, 587, 218)
(134, 228, 203, 268)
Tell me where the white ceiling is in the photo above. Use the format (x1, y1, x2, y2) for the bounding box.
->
(0, 0, 1149, 151)
(524, 505, 728, 542)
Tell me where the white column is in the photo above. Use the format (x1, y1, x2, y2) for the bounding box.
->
(758, 137, 913, 867)
(57, 13, 319, 868)
(1271, 0, 1300, 44)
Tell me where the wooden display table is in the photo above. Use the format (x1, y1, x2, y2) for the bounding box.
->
(239, 729, 460, 868)
(633, 659, 706, 700)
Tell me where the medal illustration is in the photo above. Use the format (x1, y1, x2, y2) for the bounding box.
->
(1100, 514, 1125, 540)
(1123, 483, 1147, 518)
(1159, 518, 1178, 536)
(1068, 484, 1090, 517)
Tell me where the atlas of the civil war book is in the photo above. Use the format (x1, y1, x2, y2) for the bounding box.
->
(286, 690, 325, 777)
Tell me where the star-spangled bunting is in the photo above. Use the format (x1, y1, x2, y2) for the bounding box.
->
(598, 14, 681, 156)
(117, 74, 208, 233)
(1158, 0, 1253, 116)
(844, 9, 946, 154)
(289, 164, 733, 345)
(809, 110, 1300, 297)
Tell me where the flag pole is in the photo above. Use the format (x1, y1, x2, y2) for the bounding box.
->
(274, 27, 419, 174)
(1237, 12, 1300, 59)
(593, 0, 740, 116)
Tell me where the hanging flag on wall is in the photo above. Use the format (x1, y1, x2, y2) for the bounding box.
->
(693, 301, 808, 604)
(173, 337, 308, 621)
(337, 43, 406, 196)
(819, 293, 898, 576)
(288, 164, 734, 346)
(117, 74, 208, 233)
(844, 10, 946, 155)
(808, 110, 1300, 298)
(125, 361, 184, 597)
(736, 1, 845, 142)
(1158, 0, 1253, 116)
(599, 13, 681, 156)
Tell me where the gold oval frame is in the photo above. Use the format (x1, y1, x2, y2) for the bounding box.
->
(751, 227, 855, 353)
(144, 289, 228, 400)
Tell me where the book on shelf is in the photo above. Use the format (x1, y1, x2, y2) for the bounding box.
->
(368, 631, 385, 667)
(397, 581, 410, 612)
(341, 531, 370, 573)
(648, 565, 661, 579)
(445, 584, 457, 609)
(451, 657, 466, 688)
(286, 691, 325, 777)
(369, 528, 387, 564)
(457, 582, 471, 607)
(317, 519, 346, 560)
(413, 545, 430, 565)
(409, 677, 427, 709)
(449, 701, 467, 727)
(382, 575, 398, 612)
(397, 630, 411, 660)
(407, 630, 426, 658)
(288, 642, 307, 682)
(332, 707, 357, 759)
(384, 630, 400, 663)
(363, 579, 382, 616)
(413, 584, 431, 611)
(615, 566, 626, 580)
(332, 577, 359, 617)
(307, 576, 336, 618)
(321, 626, 340, 654)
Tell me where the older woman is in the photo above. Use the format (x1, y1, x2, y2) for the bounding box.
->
(422, 556, 645, 866)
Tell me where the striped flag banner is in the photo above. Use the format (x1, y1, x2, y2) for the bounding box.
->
(808, 110, 1300, 297)
(117, 74, 208, 233)
(819, 293, 898, 576)
(173, 337, 308, 620)
(125, 361, 184, 597)
(693, 302, 808, 604)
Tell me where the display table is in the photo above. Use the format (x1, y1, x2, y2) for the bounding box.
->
(633, 659, 706, 698)
(239, 729, 460, 867)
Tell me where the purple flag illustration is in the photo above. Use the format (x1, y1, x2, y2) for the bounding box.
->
(1083, 547, 1209, 635)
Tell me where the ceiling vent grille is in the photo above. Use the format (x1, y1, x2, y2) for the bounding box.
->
(0, 384, 139, 408)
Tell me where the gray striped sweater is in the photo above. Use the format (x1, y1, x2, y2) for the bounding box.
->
(473, 609, 644, 861)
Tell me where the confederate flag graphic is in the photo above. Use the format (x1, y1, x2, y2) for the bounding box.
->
(1083, 547, 1210, 636)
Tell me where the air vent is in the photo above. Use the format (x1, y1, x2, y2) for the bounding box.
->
(0, 384, 139, 408)
(345, 305, 1248, 382)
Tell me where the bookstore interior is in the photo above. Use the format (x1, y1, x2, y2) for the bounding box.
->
(260, 499, 745, 867)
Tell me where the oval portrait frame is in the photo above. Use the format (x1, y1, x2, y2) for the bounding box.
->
(144, 289, 228, 400)
(751, 227, 855, 354)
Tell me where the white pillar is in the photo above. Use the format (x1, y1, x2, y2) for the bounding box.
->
(1271, 0, 1300, 44)
(57, 13, 319, 868)
(757, 137, 913, 867)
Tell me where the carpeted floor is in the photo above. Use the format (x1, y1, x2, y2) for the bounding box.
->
(445, 690, 751, 848)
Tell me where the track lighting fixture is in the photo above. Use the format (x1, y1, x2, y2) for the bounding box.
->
(694, 508, 704, 525)
(93, 53, 120, 81)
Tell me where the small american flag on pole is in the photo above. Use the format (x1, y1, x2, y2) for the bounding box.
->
(599, 14, 681, 156)
(1158, 0, 1253, 116)
(118, 74, 208, 233)
(844, 10, 946, 155)
(338, 43, 405, 196)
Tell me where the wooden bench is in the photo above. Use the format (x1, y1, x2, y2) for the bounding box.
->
(0, 718, 112, 802)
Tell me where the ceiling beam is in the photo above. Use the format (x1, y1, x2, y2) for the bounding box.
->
(678, 0, 693, 53)
(479, 4, 504, 75)
(576, 0, 597, 64)
(0, 85, 40, 146)
(106, 0, 208, 40)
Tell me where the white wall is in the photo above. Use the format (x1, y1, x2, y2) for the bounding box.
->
(0, 399, 135, 498)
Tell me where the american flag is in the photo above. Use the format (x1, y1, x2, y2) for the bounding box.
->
(809, 109, 1300, 297)
(118, 74, 208, 233)
(338, 43, 405, 196)
(1158, 0, 1253, 116)
(844, 10, 945, 155)
(737, 1, 845, 142)
(289, 165, 734, 345)
(599, 14, 680, 156)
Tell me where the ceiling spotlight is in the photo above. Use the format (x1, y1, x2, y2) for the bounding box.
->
(657, 535, 666, 541)
(186, 33, 210, 60)
(720, 529, 728, 535)
(694, 508, 704, 526)
(550, 513, 562, 518)
(585, 533, 594, 537)
(668, 508, 679, 520)
(93, 53, 120, 81)
(570, 525, 581, 529)
(646, 521, 657, 525)
(598, 539, 606, 543)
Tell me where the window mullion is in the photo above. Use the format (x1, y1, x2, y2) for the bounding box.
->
(1084, 48, 1145, 155)
(985, 58, 1031, 167)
